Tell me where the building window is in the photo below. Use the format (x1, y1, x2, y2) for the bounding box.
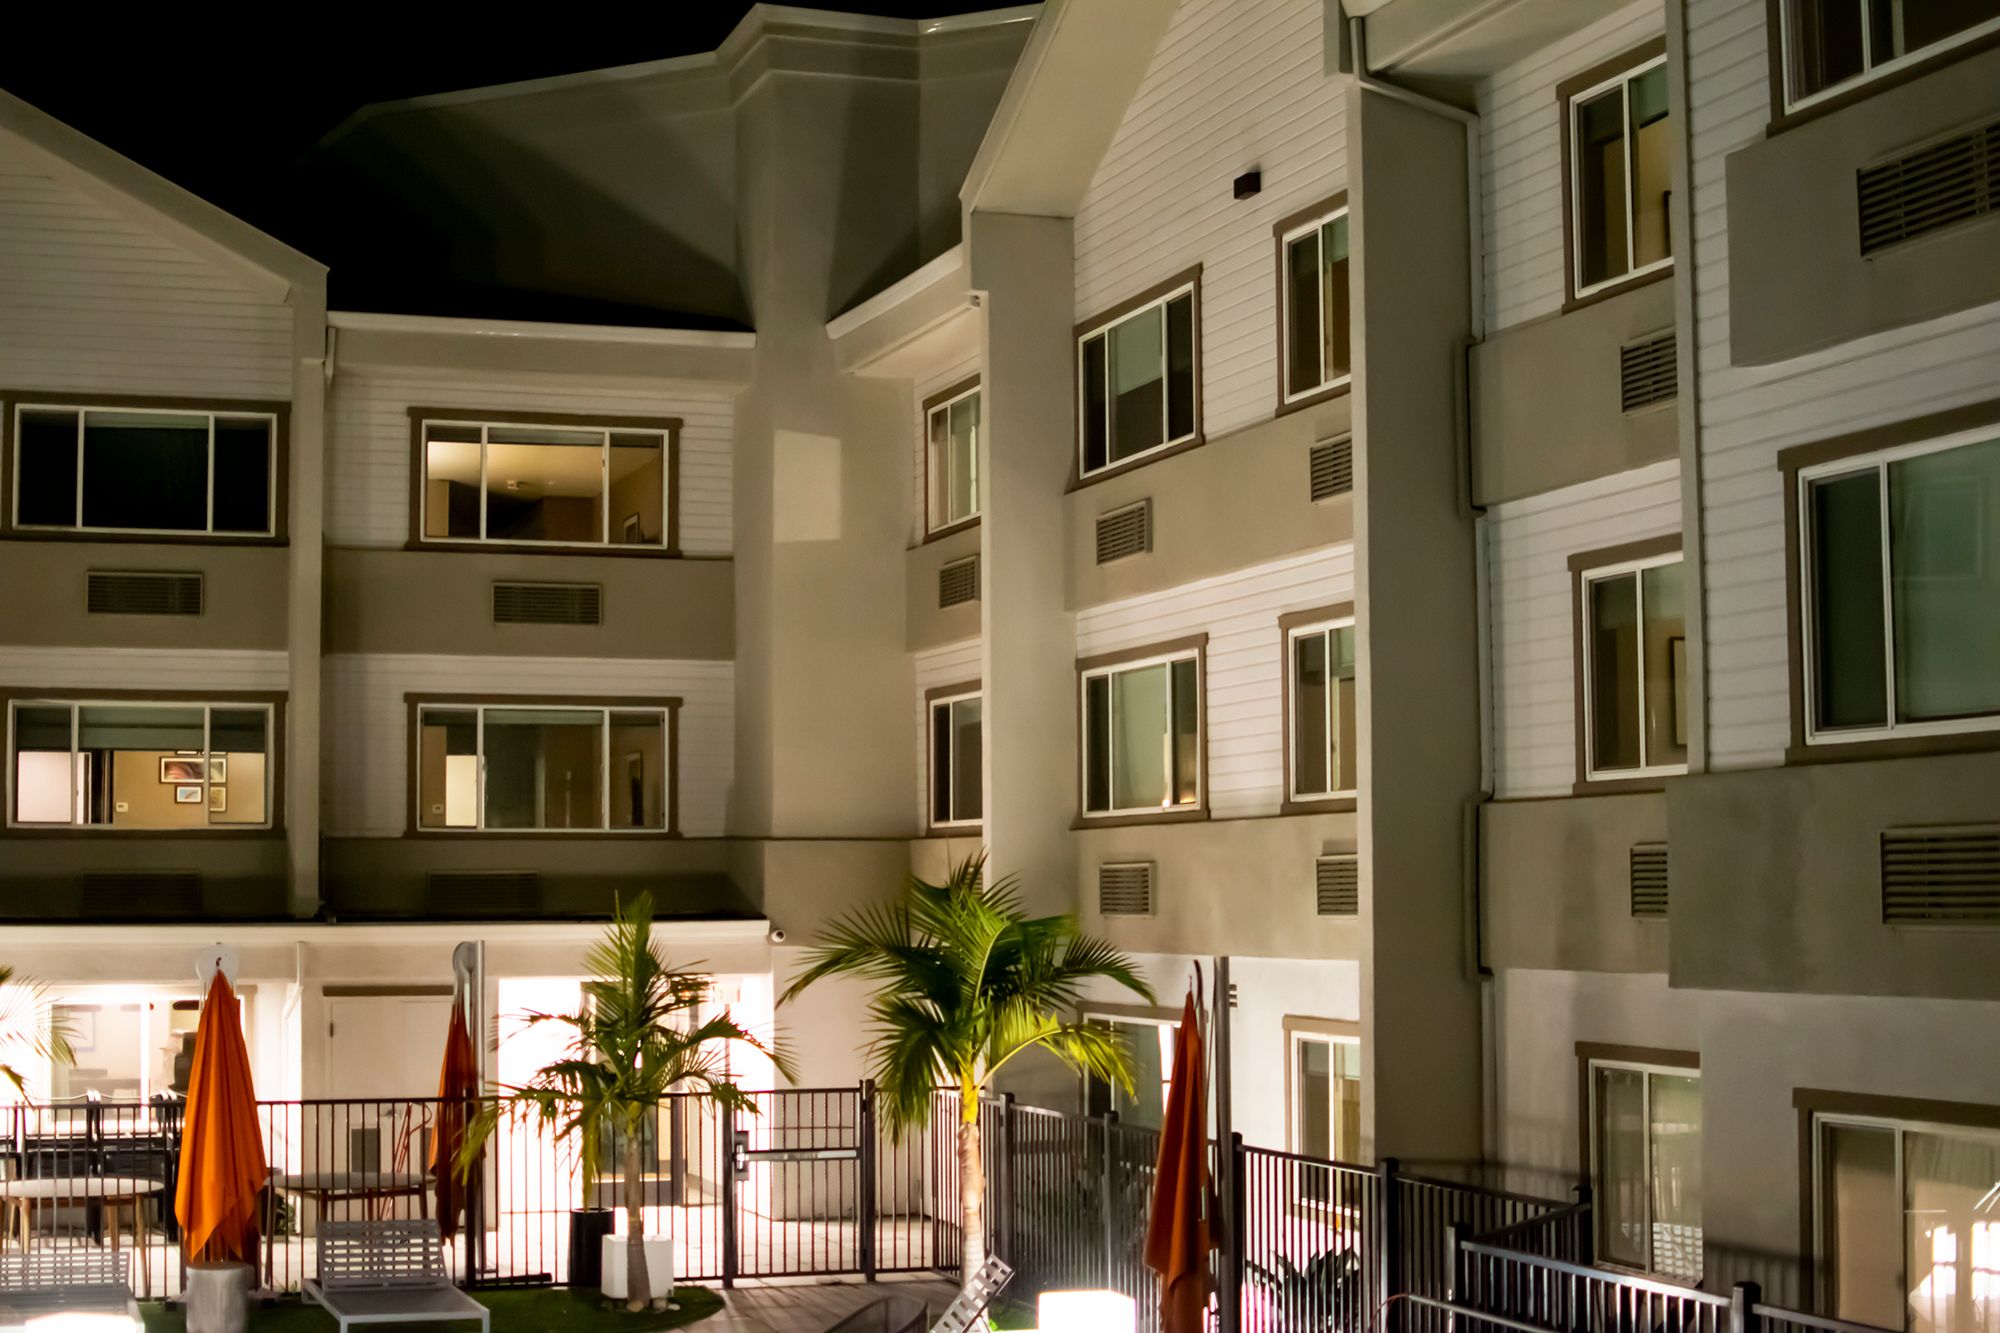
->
(1077, 273, 1200, 479)
(417, 417, 672, 550)
(1780, 1, 2000, 112)
(1813, 1109, 2000, 1333)
(1288, 617, 1358, 801)
(7, 700, 273, 830)
(1578, 550, 1688, 782)
(1292, 1029, 1363, 1198)
(10, 404, 277, 537)
(1799, 431, 2000, 747)
(1588, 1056, 1703, 1283)
(415, 702, 671, 832)
(1567, 52, 1673, 300)
(928, 688, 982, 829)
(1080, 644, 1203, 819)
(925, 382, 980, 535)
(1084, 1013, 1177, 1131)
(1279, 202, 1351, 405)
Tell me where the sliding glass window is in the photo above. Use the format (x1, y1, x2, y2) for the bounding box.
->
(1568, 54, 1673, 299)
(928, 690, 982, 829)
(416, 703, 670, 832)
(7, 700, 272, 829)
(1280, 206, 1351, 404)
(925, 385, 981, 534)
(1289, 619, 1358, 800)
(12, 405, 276, 537)
(1078, 280, 1198, 478)
(1581, 554, 1688, 781)
(1781, 1, 2000, 111)
(1081, 650, 1201, 817)
(419, 419, 670, 549)
(1590, 1059, 1703, 1282)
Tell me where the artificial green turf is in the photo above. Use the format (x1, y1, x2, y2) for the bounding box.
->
(140, 1286, 724, 1333)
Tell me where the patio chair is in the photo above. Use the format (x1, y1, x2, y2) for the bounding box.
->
(817, 1256, 1013, 1333)
(0, 1246, 140, 1326)
(927, 1255, 1014, 1333)
(303, 1219, 488, 1333)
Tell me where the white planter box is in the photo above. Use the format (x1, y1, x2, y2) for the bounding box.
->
(598, 1234, 675, 1300)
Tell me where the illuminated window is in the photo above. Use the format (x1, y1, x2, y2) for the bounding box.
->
(1589, 1057, 1703, 1282)
(1567, 55, 1673, 300)
(419, 418, 670, 549)
(1077, 278, 1199, 478)
(8, 701, 272, 830)
(1080, 648, 1202, 818)
(416, 702, 670, 832)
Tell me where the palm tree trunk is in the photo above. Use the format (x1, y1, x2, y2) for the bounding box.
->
(958, 1097, 985, 1286)
(622, 1121, 650, 1311)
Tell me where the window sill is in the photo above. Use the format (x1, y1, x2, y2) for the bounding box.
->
(1786, 728, 2000, 766)
(1570, 772, 1681, 797)
(403, 540, 683, 559)
(402, 829, 683, 840)
(1280, 796, 1358, 815)
(0, 827, 284, 839)
(921, 516, 980, 545)
(1, 530, 286, 548)
(1072, 807, 1208, 831)
(1561, 264, 1673, 317)
(921, 825, 982, 840)
(1276, 379, 1353, 420)
(1069, 433, 1207, 492)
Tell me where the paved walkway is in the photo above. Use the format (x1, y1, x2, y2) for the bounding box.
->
(700, 1276, 961, 1331)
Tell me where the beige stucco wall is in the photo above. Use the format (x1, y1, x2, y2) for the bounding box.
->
(1483, 793, 1669, 974)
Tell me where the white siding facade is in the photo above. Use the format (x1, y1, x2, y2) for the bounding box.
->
(1075, 545, 1354, 819)
(326, 365, 735, 555)
(0, 648, 289, 692)
(1485, 460, 1682, 798)
(322, 653, 733, 838)
(1684, 0, 2000, 769)
(1478, 0, 1665, 334)
(1072, 0, 1347, 440)
(0, 140, 292, 400)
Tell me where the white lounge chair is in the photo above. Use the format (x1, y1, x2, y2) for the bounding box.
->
(927, 1256, 1013, 1333)
(303, 1219, 488, 1333)
(0, 1247, 140, 1327)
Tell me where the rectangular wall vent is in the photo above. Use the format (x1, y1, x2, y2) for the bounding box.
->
(1619, 332, 1677, 413)
(1094, 501, 1152, 565)
(80, 871, 201, 918)
(426, 870, 540, 918)
(1630, 844, 1669, 918)
(1315, 855, 1359, 916)
(1309, 437, 1354, 502)
(493, 581, 601, 626)
(1097, 861, 1155, 917)
(87, 571, 203, 616)
(1881, 825, 2000, 925)
(1858, 119, 1999, 256)
(938, 555, 980, 608)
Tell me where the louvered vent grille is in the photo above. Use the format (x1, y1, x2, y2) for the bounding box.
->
(1098, 862, 1155, 917)
(1315, 855, 1359, 916)
(80, 871, 200, 918)
(1857, 119, 2000, 256)
(87, 571, 202, 616)
(1095, 501, 1152, 565)
(1619, 332, 1677, 413)
(427, 870, 540, 918)
(1309, 437, 1354, 501)
(1630, 844, 1669, 918)
(938, 556, 979, 608)
(493, 581, 601, 626)
(1881, 825, 2000, 925)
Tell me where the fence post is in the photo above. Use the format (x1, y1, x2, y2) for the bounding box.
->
(1731, 1281, 1762, 1333)
(1380, 1157, 1404, 1333)
(859, 1081, 878, 1282)
(1446, 1221, 1469, 1333)
(1100, 1111, 1119, 1289)
(1573, 1182, 1594, 1266)
(721, 1119, 741, 1289)
(996, 1093, 1017, 1268)
(1218, 1132, 1246, 1333)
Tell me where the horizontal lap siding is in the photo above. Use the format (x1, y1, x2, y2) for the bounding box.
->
(0, 146, 291, 399)
(321, 653, 734, 837)
(326, 366, 735, 554)
(1685, 0, 2000, 769)
(1486, 461, 1681, 797)
(1073, 0, 1346, 440)
(913, 637, 982, 827)
(0, 647, 288, 692)
(1075, 546, 1354, 818)
(1479, 0, 1665, 333)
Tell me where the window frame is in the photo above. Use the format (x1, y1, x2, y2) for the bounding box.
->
(406, 408, 680, 556)
(1771, 0, 2000, 120)
(1075, 635, 1208, 827)
(1792, 425, 2000, 752)
(1578, 1043, 1703, 1284)
(1274, 194, 1353, 412)
(3, 394, 287, 544)
(2, 690, 284, 836)
(925, 681, 982, 834)
(1285, 1015, 1363, 1175)
(405, 694, 680, 836)
(922, 378, 982, 539)
(1556, 41, 1674, 311)
(1571, 539, 1690, 791)
(1073, 267, 1204, 485)
(1280, 604, 1359, 812)
(1081, 1004, 1180, 1128)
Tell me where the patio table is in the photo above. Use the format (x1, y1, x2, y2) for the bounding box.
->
(0, 1176, 162, 1298)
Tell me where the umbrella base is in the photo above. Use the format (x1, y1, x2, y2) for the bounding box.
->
(185, 1261, 252, 1333)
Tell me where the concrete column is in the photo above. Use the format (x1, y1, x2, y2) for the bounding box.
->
(968, 210, 1077, 917)
(1348, 85, 1484, 1165)
(287, 294, 327, 918)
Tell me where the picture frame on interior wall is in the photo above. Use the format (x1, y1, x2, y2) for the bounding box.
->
(209, 786, 228, 814)
(174, 785, 203, 805)
(160, 757, 204, 784)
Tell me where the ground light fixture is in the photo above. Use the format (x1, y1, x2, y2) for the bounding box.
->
(1037, 1289, 1137, 1333)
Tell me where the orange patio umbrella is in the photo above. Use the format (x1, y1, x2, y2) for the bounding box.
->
(175, 969, 268, 1267)
(429, 998, 481, 1242)
(1144, 987, 1213, 1333)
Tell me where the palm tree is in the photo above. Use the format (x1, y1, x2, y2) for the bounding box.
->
(0, 965, 72, 1097)
(780, 855, 1154, 1284)
(459, 893, 790, 1311)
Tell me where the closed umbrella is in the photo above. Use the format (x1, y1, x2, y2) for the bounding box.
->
(175, 969, 267, 1266)
(1145, 988, 1212, 1333)
(429, 998, 480, 1242)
